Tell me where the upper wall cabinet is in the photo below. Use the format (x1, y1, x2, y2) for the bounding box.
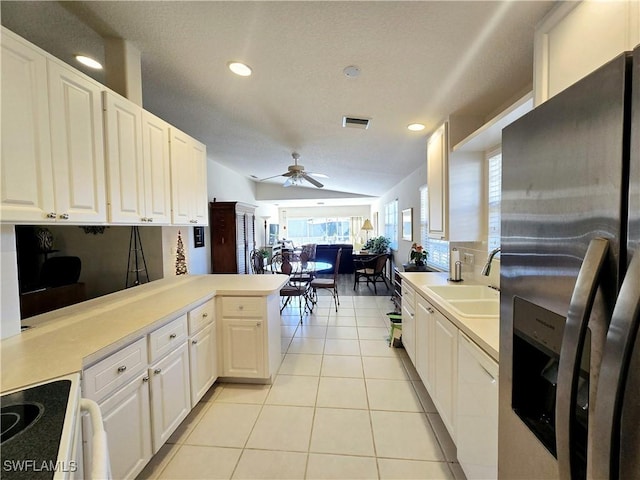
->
(1, 29, 106, 224)
(427, 120, 483, 242)
(170, 128, 208, 226)
(104, 91, 171, 224)
(534, 0, 640, 105)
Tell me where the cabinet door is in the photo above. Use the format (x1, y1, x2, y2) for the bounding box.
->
(415, 296, 435, 393)
(457, 333, 498, 480)
(169, 128, 193, 225)
(189, 323, 217, 407)
(401, 285, 416, 363)
(221, 318, 265, 378)
(1, 29, 55, 223)
(434, 311, 458, 440)
(149, 343, 191, 452)
(88, 374, 152, 480)
(142, 111, 171, 224)
(103, 91, 145, 224)
(427, 123, 448, 239)
(190, 139, 208, 225)
(48, 60, 106, 223)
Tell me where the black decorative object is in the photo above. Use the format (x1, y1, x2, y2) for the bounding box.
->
(126, 226, 149, 288)
(79, 226, 107, 235)
(194, 226, 204, 248)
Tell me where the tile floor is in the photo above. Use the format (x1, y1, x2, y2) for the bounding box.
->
(138, 294, 465, 480)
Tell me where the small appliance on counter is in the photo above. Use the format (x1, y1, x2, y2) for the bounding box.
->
(1, 374, 110, 480)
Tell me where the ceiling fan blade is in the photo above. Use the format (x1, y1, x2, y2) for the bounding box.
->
(307, 172, 329, 178)
(302, 173, 324, 188)
(259, 172, 291, 181)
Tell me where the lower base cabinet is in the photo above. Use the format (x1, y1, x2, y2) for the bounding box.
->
(221, 318, 265, 378)
(84, 373, 152, 480)
(433, 311, 458, 441)
(457, 332, 498, 479)
(149, 343, 191, 452)
(189, 322, 218, 407)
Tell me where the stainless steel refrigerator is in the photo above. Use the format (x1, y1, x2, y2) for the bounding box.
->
(499, 46, 639, 480)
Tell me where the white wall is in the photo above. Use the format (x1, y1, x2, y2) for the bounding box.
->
(1, 225, 20, 339)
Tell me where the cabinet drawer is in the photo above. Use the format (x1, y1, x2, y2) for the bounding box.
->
(83, 337, 148, 402)
(188, 299, 214, 335)
(220, 296, 263, 318)
(148, 314, 188, 362)
(402, 285, 416, 312)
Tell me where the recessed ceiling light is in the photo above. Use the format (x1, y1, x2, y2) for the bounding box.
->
(407, 123, 425, 132)
(75, 55, 102, 70)
(228, 62, 252, 77)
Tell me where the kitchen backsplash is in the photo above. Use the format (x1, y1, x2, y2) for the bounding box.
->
(450, 241, 501, 289)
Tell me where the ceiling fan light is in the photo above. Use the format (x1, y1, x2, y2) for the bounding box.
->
(228, 61, 252, 77)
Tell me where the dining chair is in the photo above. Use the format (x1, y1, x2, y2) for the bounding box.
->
(310, 248, 342, 312)
(353, 253, 389, 294)
(275, 253, 313, 322)
(249, 249, 266, 274)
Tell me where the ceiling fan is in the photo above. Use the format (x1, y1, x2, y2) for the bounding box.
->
(261, 152, 327, 188)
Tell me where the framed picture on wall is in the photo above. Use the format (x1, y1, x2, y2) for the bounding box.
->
(402, 208, 412, 241)
(194, 226, 205, 248)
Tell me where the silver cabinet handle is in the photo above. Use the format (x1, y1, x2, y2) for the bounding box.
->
(59, 213, 69, 220)
(202, 312, 208, 318)
(192, 339, 198, 345)
(256, 322, 261, 327)
(556, 237, 609, 480)
(426, 307, 435, 314)
(141, 217, 148, 222)
(591, 252, 640, 479)
(46, 212, 57, 219)
(154, 368, 162, 374)
(479, 364, 497, 384)
(147, 217, 153, 222)
(142, 376, 149, 383)
(169, 333, 177, 339)
(117, 365, 127, 373)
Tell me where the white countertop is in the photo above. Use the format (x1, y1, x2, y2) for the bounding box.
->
(0, 274, 288, 393)
(399, 272, 499, 362)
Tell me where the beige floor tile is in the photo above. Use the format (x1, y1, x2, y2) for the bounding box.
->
(427, 413, 457, 462)
(362, 356, 409, 380)
(370, 411, 444, 461)
(287, 337, 326, 354)
(282, 315, 305, 326)
(357, 326, 389, 341)
(326, 326, 359, 339)
(246, 405, 314, 452)
(304, 316, 330, 326)
(199, 383, 224, 403)
(158, 445, 242, 479)
(359, 339, 400, 357)
(324, 338, 361, 356)
(377, 458, 454, 479)
(295, 325, 328, 338)
(282, 325, 299, 339)
(412, 381, 438, 413)
(400, 355, 421, 381)
(215, 383, 271, 404)
(265, 374, 319, 406)
(356, 316, 388, 328)
(136, 442, 180, 480)
(306, 453, 378, 480)
(232, 449, 308, 479)
(282, 337, 293, 354)
(321, 355, 364, 378)
(330, 308, 357, 317)
(326, 316, 357, 326)
(366, 379, 423, 412)
(278, 353, 323, 376)
(316, 377, 368, 409)
(166, 401, 211, 444)
(310, 408, 375, 457)
(185, 402, 261, 448)
(310, 306, 332, 317)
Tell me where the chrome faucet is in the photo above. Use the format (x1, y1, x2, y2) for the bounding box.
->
(482, 247, 501, 276)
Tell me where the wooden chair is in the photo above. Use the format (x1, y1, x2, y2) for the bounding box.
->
(310, 248, 342, 312)
(353, 254, 389, 294)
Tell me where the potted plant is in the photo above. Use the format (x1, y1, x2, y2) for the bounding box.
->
(362, 236, 391, 254)
(409, 243, 428, 266)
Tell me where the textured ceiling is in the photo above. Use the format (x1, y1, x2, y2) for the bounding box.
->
(1, 1, 556, 201)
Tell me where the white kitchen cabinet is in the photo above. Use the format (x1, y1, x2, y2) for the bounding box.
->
(188, 297, 217, 407)
(457, 332, 498, 480)
(1, 28, 106, 224)
(401, 283, 416, 364)
(415, 294, 436, 393)
(219, 294, 281, 381)
(433, 308, 458, 441)
(149, 342, 191, 452)
(170, 127, 208, 226)
(85, 373, 152, 480)
(0, 28, 54, 223)
(104, 92, 172, 225)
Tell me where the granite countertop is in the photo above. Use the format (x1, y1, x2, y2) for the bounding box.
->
(399, 272, 499, 362)
(0, 274, 288, 394)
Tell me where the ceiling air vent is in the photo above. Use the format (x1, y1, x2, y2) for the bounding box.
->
(342, 116, 371, 130)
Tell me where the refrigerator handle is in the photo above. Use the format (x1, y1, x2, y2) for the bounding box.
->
(591, 253, 640, 480)
(556, 237, 609, 480)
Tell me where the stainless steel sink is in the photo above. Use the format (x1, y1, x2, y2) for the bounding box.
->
(427, 285, 499, 300)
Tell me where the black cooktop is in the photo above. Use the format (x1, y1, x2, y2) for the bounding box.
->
(1, 380, 71, 480)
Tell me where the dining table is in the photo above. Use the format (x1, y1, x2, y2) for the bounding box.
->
(265, 260, 332, 275)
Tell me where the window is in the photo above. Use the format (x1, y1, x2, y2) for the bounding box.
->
(487, 149, 502, 252)
(285, 217, 359, 245)
(420, 186, 450, 270)
(384, 199, 398, 250)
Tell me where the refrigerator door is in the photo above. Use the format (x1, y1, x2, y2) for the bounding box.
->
(500, 52, 630, 479)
